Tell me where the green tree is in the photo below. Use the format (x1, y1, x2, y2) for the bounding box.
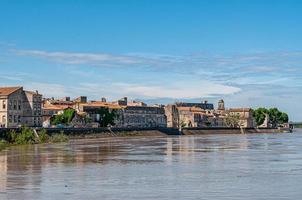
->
(225, 113, 241, 128)
(279, 112, 289, 123)
(96, 108, 117, 127)
(253, 107, 289, 128)
(253, 108, 268, 126)
(51, 108, 76, 125)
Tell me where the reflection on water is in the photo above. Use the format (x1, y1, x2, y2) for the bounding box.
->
(1, 130, 302, 200)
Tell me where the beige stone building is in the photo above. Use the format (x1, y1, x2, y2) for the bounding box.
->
(0, 87, 42, 128)
(227, 108, 255, 128)
(165, 100, 256, 129)
(165, 101, 218, 128)
(75, 98, 167, 128)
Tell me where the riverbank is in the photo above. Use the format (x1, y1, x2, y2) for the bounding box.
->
(0, 127, 291, 152)
(0, 127, 69, 152)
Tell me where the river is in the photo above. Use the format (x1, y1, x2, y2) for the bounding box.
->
(1, 129, 302, 200)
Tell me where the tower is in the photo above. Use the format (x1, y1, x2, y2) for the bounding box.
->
(218, 99, 225, 110)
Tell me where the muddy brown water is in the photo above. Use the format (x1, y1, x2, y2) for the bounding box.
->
(1, 130, 302, 200)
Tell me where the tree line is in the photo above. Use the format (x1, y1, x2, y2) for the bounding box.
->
(252, 107, 288, 128)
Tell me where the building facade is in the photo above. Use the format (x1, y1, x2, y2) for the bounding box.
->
(165, 101, 217, 128)
(0, 87, 42, 128)
(117, 106, 167, 128)
(227, 108, 255, 128)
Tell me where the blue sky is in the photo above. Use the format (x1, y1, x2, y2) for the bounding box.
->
(0, 0, 302, 121)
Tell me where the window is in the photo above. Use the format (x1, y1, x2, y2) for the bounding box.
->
(13, 100, 17, 110)
(9, 101, 12, 110)
(18, 100, 21, 110)
(14, 115, 17, 123)
(2, 115, 6, 123)
(8, 115, 12, 123)
(18, 116, 21, 123)
(2, 100, 6, 109)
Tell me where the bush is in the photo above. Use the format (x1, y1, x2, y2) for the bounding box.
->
(6, 130, 17, 143)
(14, 127, 37, 145)
(39, 129, 50, 143)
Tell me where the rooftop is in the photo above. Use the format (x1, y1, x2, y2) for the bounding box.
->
(0, 86, 22, 96)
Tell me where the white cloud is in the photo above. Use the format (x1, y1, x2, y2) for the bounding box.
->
(14, 49, 141, 65)
(25, 82, 68, 97)
(112, 81, 241, 99)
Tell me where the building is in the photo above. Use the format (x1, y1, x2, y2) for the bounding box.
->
(165, 100, 216, 128)
(118, 105, 167, 128)
(227, 108, 255, 128)
(42, 104, 72, 127)
(22, 90, 43, 127)
(0, 86, 42, 128)
(217, 99, 225, 111)
(75, 101, 122, 126)
(175, 100, 214, 110)
(75, 97, 167, 128)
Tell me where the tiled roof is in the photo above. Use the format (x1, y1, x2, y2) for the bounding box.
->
(81, 101, 123, 109)
(229, 108, 252, 112)
(0, 86, 22, 96)
(43, 104, 71, 110)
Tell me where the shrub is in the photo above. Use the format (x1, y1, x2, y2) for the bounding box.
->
(6, 130, 17, 143)
(39, 129, 50, 143)
(14, 127, 36, 145)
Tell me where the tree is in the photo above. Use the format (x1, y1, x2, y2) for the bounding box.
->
(225, 113, 241, 128)
(279, 112, 289, 123)
(253, 107, 289, 128)
(253, 108, 268, 126)
(96, 108, 117, 127)
(51, 108, 76, 125)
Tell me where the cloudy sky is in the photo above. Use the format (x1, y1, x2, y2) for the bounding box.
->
(0, 0, 302, 121)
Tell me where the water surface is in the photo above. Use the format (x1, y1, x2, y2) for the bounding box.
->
(1, 130, 302, 200)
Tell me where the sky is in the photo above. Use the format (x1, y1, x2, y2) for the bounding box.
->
(0, 0, 302, 121)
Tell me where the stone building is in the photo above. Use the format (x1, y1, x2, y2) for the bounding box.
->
(22, 90, 43, 127)
(227, 108, 255, 128)
(217, 99, 225, 111)
(165, 100, 217, 128)
(117, 105, 167, 128)
(75, 98, 167, 128)
(0, 86, 42, 128)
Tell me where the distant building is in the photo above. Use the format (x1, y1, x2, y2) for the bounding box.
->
(117, 106, 167, 128)
(175, 100, 214, 110)
(217, 99, 225, 111)
(42, 104, 72, 127)
(23, 90, 43, 127)
(75, 98, 167, 128)
(0, 86, 42, 128)
(228, 108, 255, 128)
(165, 100, 216, 128)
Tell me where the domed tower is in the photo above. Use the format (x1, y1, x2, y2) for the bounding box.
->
(218, 99, 225, 110)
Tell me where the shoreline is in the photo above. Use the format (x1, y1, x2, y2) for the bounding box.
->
(0, 127, 294, 152)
